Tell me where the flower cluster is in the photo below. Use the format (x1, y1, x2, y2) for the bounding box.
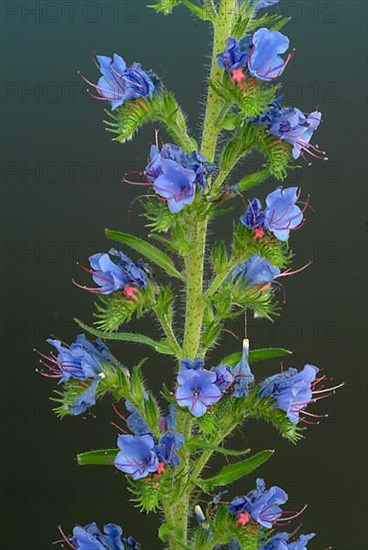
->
(75, 248, 148, 300)
(62, 521, 139, 549)
(256, 98, 325, 162)
(83, 53, 158, 110)
(37, 335, 114, 415)
(229, 478, 288, 528)
(114, 403, 184, 479)
(240, 187, 306, 242)
(218, 28, 292, 82)
(144, 143, 216, 212)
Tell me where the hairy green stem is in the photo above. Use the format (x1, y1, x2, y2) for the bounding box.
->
(165, 2, 236, 547)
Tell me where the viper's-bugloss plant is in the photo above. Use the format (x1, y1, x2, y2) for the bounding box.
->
(37, 1, 343, 548)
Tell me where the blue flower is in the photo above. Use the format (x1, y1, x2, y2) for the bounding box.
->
(176, 367, 222, 417)
(185, 150, 217, 189)
(259, 364, 319, 424)
(145, 143, 216, 211)
(263, 187, 304, 241)
(258, 101, 324, 161)
(114, 434, 159, 480)
(155, 431, 185, 466)
(180, 358, 206, 370)
(232, 339, 255, 397)
(45, 334, 110, 382)
(125, 400, 150, 436)
(42, 335, 113, 415)
(261, 532, 315, 550)
(240, 198, 264, 230)
(150, 157, 196, 213)
(211, 365, 235, 392)
(248, 28, 291, 81)
(231, 254, 281, 287)
(164, 404, 177, 431)
(69, 521, 139, 549)
(83, 249, 147, 296)
(217, 36, 253, 72)
(70, 377, 102, 416)
(229, 478, 288, 528)
(92, 54, 156, 110)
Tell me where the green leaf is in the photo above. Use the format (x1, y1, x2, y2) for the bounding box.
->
(187, 436, 250, 457)
(149, 0, 179, 15)
(74, 319, 175, 355)
(106, 229, 184, 281)
(197, 450, 274, 490)
(222, 347, 292, 367)
(77, 448, 117, 466)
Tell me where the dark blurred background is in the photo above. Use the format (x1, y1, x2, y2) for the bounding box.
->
(1, 1, 367, 548)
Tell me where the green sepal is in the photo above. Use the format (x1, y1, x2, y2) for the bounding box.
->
(196, 450, 274, 491)
(105, 90, 197, 152)
(77, 448, 118, 466)
(222, 347, 292, 367)
(106, 229, 184, 281)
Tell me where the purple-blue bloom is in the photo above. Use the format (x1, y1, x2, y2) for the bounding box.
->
(114, 434, 159, 480)
(263, 187, 304, 241)
(176, 368, 222, 417)
(211, 365, 235, 392)
(261, 532, 315, 550)
(229, 478, 288, 528)
(180, 358, 205, 370)
(217, 36, 253, 72)
(70, 377, 102, 416)
(92, 54, 156, 111)
(231, 254, 281, 287)
(240, 198, 265, 230)
(232, 339, 255, 397)
(69, 521, 139, 549)
(149, 157, 196, 213)
(259, 364, 319, 424)
(85, 249, 147, 296)
(155, 431, 185, 466)
(42, 335, 113, 415)
(257, 101, 324, 161)
(248, 28, 291, 81)
(145, 144, 216, 211)
(45, 334, 110, 382)
(125, 400, 150, 436)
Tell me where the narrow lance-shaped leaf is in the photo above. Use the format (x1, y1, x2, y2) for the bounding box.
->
(196, 450, 274, 491)
(74, 319, 175, 356)
(77, 449, 118, 466)
(187, 436, 251, 457)
(106, 229, 184, 281)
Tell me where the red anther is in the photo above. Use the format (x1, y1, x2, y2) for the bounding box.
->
(123, 285, 139, 301)
(253, 228, 265, 240)
(236, 512, 250, 526)
(231, 69, 245, 83)
(157, 462, 165, 475)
